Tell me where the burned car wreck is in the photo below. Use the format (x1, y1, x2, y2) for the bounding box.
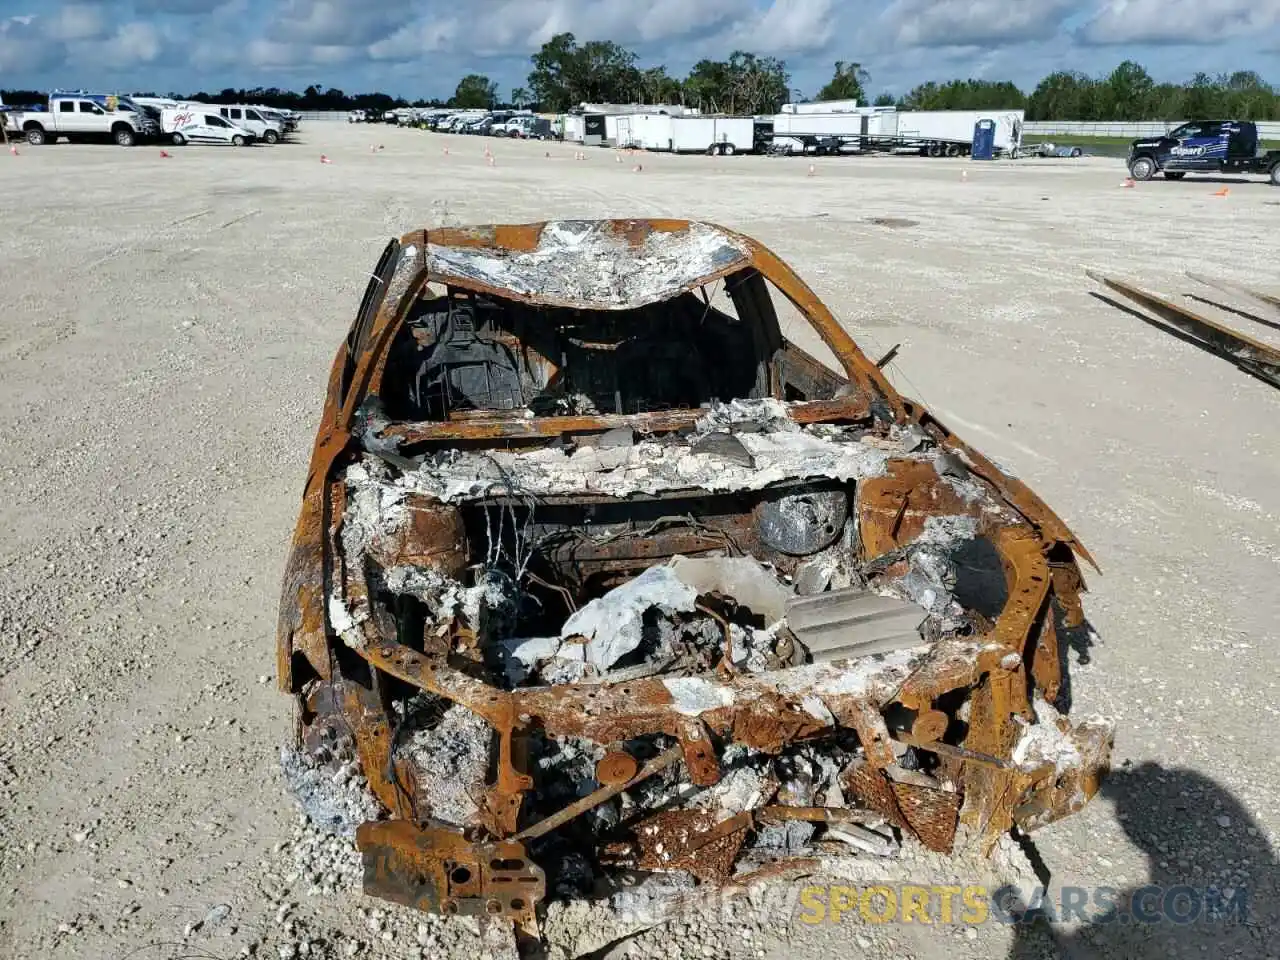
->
(277, 220, 1113, 946)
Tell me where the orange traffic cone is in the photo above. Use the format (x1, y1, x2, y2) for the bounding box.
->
(443, 146, 449, 156)
(10, 145, 20, 156)
(807, 163, 816, 177)
(632, 163, 642, 173)
(960, 169, 968, 182)
(1121, 177, 1135, 188)
(159, 149, 171, 158)
(1212, 186, 1230, 197)
(320, 154, 332, 164)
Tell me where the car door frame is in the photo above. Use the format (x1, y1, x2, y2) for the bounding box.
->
(1168, 122, 1225, 171)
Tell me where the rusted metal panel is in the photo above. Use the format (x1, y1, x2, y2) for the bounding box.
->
(1089, 270, 1280, 389)
(857, 459, 984, 558)
(381, 396, 872, 445)
(630, 810, 752, 882)
(1185, 271, 1280, 316)
(356, 821, 545, 924)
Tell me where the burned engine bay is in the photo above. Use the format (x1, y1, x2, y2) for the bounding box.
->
(277, 220, 1114, 946)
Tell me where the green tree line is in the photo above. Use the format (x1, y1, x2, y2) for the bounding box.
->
(4, 55, 1277, 120)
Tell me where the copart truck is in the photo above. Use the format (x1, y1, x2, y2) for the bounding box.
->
(2, 92, 159, 146)
(1127, 121, 1280, 185)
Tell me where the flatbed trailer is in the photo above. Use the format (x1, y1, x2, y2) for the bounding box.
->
(768, 133, 983, 157)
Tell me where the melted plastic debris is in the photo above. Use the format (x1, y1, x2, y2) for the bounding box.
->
(1011, 696, 1083, 773)
(399, 704, 492, 825)
(425, 221, 749, 310)
(561, 566, 698, 669)
(670, 556, 790, 624)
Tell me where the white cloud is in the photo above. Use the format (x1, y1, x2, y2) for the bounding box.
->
(0, 15, 65, 73)
(726, 0, 837, 54)
(247, 37, 359, 68)
(368, 18, 460, 61)
(267, 0, 417, 47)
(879, 0, 1077, 47)
(1079, 0, 1280, 45)
(50, 4, 108, 42)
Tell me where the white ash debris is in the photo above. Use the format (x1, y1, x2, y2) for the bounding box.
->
(1011, 696, 1083, 773)
(325, 593, 366, 647)
(459, 568, 519, 639)
(689, 762, 773, 816)
(279, 745, 381, 839)
(425, 220, 749, 310)
(695, 397, 797, 434)
(772, 647, 923, 698)
(752, 819, 815, 854)
(339, 459, 409, 557)
(399, 704, 491, 825)
(879, 544, 965, 624)
(379, 564, 457, 609)
(662, 676, 737, 716)
(381, 426, 890, 503)
(728, 620, 786, 673)
(915, 514, 979, 544)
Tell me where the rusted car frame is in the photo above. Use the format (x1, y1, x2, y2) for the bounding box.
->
(278, 220, 1112, 941)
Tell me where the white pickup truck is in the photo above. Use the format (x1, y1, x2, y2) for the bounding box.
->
(3, 93, 159, 146)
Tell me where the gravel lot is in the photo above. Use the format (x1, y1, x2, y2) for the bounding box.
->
(1, 123, 1277, 960)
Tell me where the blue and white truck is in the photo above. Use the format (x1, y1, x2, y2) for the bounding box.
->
(1127, 121, 1280, 185)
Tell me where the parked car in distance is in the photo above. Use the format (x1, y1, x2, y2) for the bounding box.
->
(349, 109, 366, 123)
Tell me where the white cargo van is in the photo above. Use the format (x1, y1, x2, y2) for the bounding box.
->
(162, 108, 255, 146)
(216, 105, 283, 143)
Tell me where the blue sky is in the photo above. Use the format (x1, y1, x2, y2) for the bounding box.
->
(1, 0, 1277, 100)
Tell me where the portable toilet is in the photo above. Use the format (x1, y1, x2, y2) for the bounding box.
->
(971, 119, 996, 160)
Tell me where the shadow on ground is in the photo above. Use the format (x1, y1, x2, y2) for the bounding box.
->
(1007, 761, 1277, 959)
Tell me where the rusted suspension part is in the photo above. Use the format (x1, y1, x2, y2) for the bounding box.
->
(515, 745, 684, 841)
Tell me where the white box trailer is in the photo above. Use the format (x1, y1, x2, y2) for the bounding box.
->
(614, 113, 674, 150)
(670, 116, 754, 154)
(771, 111, 863, 138)
(895, 110, 1024, 155)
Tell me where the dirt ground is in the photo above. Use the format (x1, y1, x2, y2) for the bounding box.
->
(1, 124, 1278, 960)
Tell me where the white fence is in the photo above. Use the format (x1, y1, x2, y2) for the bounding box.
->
(1024, 120, 1280, 139)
